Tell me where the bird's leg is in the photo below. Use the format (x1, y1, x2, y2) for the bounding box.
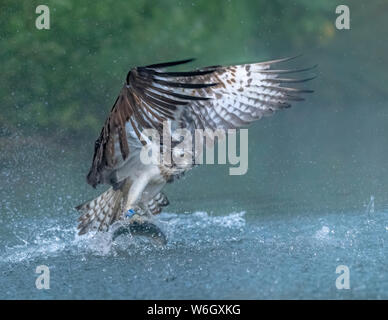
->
(115, 175, 167, 244)
(122, 173, 150, 219)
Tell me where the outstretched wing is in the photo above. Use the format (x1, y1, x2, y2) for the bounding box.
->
(179, 57, 315, 130)
(87, 57, 315, 187)
(86, 58, 217, 187)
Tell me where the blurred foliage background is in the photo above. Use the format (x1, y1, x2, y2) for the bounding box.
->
(0, 0, 345, 140)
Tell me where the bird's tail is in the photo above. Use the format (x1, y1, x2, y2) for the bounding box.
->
(75, 187, 124, 235)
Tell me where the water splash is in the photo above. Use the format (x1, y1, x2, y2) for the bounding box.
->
(0, 211, 246, 263)
(314, 225, 331, 240)
(365, 195, 375, 216)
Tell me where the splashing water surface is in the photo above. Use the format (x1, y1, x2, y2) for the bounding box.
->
(0, 134, 387, 299)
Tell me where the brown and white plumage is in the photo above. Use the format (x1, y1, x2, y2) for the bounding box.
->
(76, 56, 315, 236)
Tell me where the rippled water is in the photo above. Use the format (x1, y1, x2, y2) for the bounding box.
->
(1, 206, 387, 299)
(1, 125, 387, 299)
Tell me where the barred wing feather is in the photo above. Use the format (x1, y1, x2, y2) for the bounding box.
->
(87, 57, 315, 187)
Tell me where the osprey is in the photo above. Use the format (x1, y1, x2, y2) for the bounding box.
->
(76, 56, 314, 238)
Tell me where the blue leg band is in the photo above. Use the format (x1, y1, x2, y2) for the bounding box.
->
(125, 208, 135, 218)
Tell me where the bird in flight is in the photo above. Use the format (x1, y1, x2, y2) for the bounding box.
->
(76, 56, 315, 240)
